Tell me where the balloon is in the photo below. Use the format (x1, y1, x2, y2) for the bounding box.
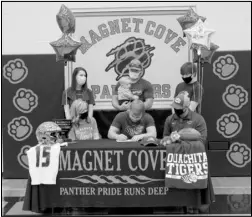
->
(193, 43, 219, 64)
(177, 7, 206, 37)
(56, 4, 75, 34)
(184, 19, 215, 50)
(50, 34, 82, 62)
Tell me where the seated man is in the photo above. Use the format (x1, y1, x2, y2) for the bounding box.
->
(161, 92, 212, 214)
(108, 99, 157, 141)
(161, 91, 207, 146)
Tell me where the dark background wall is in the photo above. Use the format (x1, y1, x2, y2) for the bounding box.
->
(2, 51, 251, 178)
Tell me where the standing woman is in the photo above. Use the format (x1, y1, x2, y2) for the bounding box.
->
(62, 67, 95, 122)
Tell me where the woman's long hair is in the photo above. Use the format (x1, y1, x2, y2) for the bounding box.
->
(70, 99, 88, 126)
(71, 67, 88, 91)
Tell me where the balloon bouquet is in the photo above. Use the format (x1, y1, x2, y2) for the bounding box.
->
(50, 5, 82, 64)
(177, 8, 219, 114)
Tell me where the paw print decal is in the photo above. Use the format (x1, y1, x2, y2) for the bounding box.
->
(222, 84, 248, 110)
(227, 193, 251, 213)
(227, 142, 251, 168)
(216, 113, 242, 138)
(13, 88, 38, 113)
(3, 59, 28, 84)
(213, 54, 239, 80)
(17, 145, 31, 169)
(105, 37, 155, 80)
(8, 116, 33, 141)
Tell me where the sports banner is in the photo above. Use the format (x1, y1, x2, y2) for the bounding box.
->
(69, 7, 190, 110)
(165, 141, 208, 189)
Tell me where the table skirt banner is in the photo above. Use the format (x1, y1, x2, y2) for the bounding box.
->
(23, 141, 214, 211)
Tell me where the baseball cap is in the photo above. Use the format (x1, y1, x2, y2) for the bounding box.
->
(171, 92, 190, 109)
(140, 136, 160, 147)
(129, 59, 142, 71)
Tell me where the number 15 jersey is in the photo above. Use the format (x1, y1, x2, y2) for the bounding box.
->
(26, 143, 62, 185)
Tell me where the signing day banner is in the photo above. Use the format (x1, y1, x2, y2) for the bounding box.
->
(70, 8, 189, 109)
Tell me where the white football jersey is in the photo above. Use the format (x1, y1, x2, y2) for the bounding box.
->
(26, 143, 66, 185)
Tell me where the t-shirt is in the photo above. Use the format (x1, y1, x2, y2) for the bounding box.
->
(163, 110, 207, 145)
(26, 143, 62, 185)
(68, 117, 99, 140)
(111, 111, 155, 139)
(174, 81, 203, 114)
(114, 78, 154, 102)
(62, 87, 95, 107)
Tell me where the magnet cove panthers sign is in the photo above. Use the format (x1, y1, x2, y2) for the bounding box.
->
(69, 7, 190, 109)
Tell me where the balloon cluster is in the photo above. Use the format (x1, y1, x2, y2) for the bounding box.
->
(50, 5, 82, 63)
(177, 7, 219, 64)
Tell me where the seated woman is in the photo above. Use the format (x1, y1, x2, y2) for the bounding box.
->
(68, 99, 100, 140)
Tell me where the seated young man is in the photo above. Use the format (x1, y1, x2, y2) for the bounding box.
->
(108, 99, 157, 141)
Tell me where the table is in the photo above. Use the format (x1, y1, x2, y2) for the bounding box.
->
(23, 140, 215, 213)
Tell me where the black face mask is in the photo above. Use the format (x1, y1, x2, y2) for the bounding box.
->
(174, 109, 184, 117)
(182, 76, 192, 84)
(79, 112, 88, 120)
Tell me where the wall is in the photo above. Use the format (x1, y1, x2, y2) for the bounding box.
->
(2, 2, 251, 54)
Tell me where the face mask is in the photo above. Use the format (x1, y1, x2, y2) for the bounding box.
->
(129, 71, 140, 80)
(77, 77, 86, 86)
(174, 109, 184, 117)
(182, 76, 192, 84)
(79, 112, 88, 120)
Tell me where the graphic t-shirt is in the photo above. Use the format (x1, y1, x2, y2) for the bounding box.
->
(68, 117, 99, 140)
(26, 143, 62, 185)
(111, 111, 155, 139)
(114, 78, 154, 102)
(174, 81, 203, 114)
(62, 87, 95, 107)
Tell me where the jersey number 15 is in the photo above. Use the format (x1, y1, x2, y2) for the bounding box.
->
(35, 146, 51, 167)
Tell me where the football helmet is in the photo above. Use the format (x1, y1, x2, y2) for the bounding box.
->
(36, 122, 62, 145)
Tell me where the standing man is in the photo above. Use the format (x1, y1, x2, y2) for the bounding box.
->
(174, 62, 203, 113)
(108, 99, 157, 141)
(112, 59, 154, 111)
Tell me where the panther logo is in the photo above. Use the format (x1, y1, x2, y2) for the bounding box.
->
(105, 37, 155, 81)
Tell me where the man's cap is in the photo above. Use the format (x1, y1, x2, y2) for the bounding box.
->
(140, 136, 160, 147)
(129, 59, 142, 71)
(171, 92, 190, 109)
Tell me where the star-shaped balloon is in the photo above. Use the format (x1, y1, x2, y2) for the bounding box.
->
(193, 43, 219, 64)
(50, 34, 82, 62)
(56, 4, 75, 34)
(184, 19, 215, 50)
(177, 7, 206, 37)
